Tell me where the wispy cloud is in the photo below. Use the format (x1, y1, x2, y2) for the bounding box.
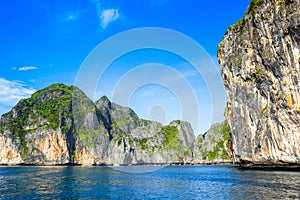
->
(0, 78, 36, 115)
(100, 9, 120, 29)
(92, 0, 123, 29)
(57, 9, 83, 23)
(18, 66, 38, 71)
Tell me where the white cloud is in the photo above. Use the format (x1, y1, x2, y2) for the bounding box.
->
(92, 0, 122, 29)
(18, 66, 37, 71)
(100, 8, 120, 29)
(0, 78, 36, 115)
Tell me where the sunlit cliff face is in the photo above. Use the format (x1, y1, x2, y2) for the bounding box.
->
(218, 0, 300, 165)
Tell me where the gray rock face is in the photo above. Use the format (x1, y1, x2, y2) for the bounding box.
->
(95, 96, 139, 134)
(103, 119, 196, 165)
(218, 0, 300, 165)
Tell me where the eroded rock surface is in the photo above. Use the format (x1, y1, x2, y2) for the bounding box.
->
(218, 0, 300, 165)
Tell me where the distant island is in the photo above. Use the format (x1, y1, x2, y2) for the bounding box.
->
(0, 83, 231, 165)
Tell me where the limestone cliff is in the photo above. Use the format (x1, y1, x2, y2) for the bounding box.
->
(0, 84, 109, 165)
(218, 0, 300, 165)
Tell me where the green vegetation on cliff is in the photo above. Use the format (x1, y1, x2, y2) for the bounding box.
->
(78, 126, 99, 148)
(230, 17, 246, 30)
(247, 0, 264, 15)
(162, 125, 178, 146)
(31, 84, 74, 131)
(161, 125, 184, 152)
(195, 122, 231, 161)
(228, 0, 263, 31)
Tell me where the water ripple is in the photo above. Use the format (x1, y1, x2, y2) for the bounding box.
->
(0, 166, 299, 199)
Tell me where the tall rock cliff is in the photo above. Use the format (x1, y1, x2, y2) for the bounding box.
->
(218, 0, 300, 165)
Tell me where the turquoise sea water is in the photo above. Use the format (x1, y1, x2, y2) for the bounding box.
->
(0, 165, 299, 199)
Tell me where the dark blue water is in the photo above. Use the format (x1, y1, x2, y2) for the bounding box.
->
(0, 165, 299, 199)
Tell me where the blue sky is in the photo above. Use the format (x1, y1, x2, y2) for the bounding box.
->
(0, 0, 250, 135)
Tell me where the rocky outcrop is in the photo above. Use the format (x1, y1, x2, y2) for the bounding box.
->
(0, 84, 202, 165)
(0, 84, 110, 165)
(218, 0, 300, 165)
(193, 122, 232, 164)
